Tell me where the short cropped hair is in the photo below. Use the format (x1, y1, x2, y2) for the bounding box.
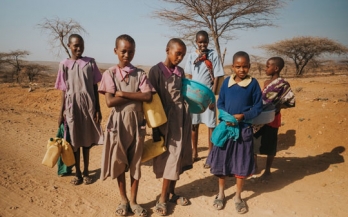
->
(68, 34, 84, 43)
(166, 38, 186, 50)
(233, 51, 250, 63)
(115, 34, 135, 48)
(269, 57, 285, 71)
(196, 30, 209, 40)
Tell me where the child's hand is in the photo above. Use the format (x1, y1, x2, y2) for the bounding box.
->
(208, 102, 215, 110)
(94, 111, 102, 123)
(58, 114, 64, 127)
(115, 91, 123, 97)
(233, 114, 244, 122)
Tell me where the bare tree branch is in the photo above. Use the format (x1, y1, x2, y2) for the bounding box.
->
(37, 17, 87, 58)
(152, 0, 285, 64)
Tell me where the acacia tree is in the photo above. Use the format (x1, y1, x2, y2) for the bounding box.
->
(22, 63, 50, 82)
(153, 0, 285, 65)
(260, 36, 348, 75)
(37, 17, 87, 58)
(250, 55, 265, 76)
(2, 50, 30, 83)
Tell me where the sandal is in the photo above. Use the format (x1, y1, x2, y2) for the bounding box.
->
(130, 204, 147, 216)
(168, 194, 189, 206)
(83, 176, 92, 185)
(235, 200, 248, 214)
(70, 176, 83, 185)
(115, 203, 129, 216)
(203, 163, 211, 169)
(154, 201, 167, 216)
(213, 195, 224, 210)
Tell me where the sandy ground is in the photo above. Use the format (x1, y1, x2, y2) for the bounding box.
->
(0, 74, 348, 217)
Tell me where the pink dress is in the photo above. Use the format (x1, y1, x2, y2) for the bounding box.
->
(98, 64, 154, 180)
(55, 57, 103, 152)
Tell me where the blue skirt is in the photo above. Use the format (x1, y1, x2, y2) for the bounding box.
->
(207, 126, 255, 177)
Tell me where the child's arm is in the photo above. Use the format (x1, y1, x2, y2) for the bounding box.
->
(212, 77, 219, 94)
(104, 91, 152, 108)
(93, 84, 102, 123)
(116, 91, 152, 102)
(58, 90, 65, 127)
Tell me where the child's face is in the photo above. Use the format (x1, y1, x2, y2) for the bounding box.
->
(196, 35, 209, 52)
(68, 37, 84, 59)
(114, 40, 135, 67)
(265, 60, 278, 76)
(166, 43, 186, 67)
(232, 57, 250, 80)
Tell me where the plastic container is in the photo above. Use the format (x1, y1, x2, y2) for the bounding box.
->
(141, 136, 166, 163)
(61, 139, 75, 166)
(42, 138, 62, 168)
(252, 109, 276, 125)
(182, 78, 216, 114)
(143, 93, 167, 128)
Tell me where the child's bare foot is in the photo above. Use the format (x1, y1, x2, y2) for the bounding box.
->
(70, 176, 83, 185)
(259, 171, 272, 182)
(192, 154, 200, 163)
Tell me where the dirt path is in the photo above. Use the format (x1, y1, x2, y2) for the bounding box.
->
(1, 75, 348, 217)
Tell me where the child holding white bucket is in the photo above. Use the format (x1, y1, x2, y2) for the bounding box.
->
(253, 57, 295, 179)
(184, 30, 225, 168)
(98, 34, 154, 216)
(147, 38, 192, 216)
(206, 51, 262, 214)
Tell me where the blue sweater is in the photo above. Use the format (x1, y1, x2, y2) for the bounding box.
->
(217, 76, 262, 123)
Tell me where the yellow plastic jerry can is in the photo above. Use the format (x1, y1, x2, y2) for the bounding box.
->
(42, 138, 62, 168)
(141, 136, 166, 163)
(61, 139, 75, 166)
(143, 93, 167, 128)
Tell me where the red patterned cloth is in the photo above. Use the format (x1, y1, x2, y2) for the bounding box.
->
(193, 51, 214, 85)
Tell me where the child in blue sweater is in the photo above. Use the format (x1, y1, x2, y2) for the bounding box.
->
(206, 51, 262, 214)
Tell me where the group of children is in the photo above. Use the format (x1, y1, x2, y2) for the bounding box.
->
(55, 31, 294, 216)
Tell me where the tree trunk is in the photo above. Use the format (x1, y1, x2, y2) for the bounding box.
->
(60, 37, 71, 58)
(221, 47, 227, 66)
(212, 36, 222, 64)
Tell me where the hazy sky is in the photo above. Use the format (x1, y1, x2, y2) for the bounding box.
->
(1, 0, 347, 66)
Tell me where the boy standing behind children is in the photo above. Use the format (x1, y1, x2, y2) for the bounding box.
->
(184, 30, 224, 168)
(148, 38, 192, 216)
(98, 34, 154, 216)
(254, 57, 295, 179)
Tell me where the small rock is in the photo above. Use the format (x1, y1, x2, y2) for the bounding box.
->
(318, 131, 322, 135)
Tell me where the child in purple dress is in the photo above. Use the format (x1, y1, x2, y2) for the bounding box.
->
(98, 34, 153, 216)
(147, 38, 192, 216)
(206, 51, 262, 214)
(55, 34, 103, 185)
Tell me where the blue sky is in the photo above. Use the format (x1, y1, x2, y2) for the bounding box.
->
(1, 0, 347, 66)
